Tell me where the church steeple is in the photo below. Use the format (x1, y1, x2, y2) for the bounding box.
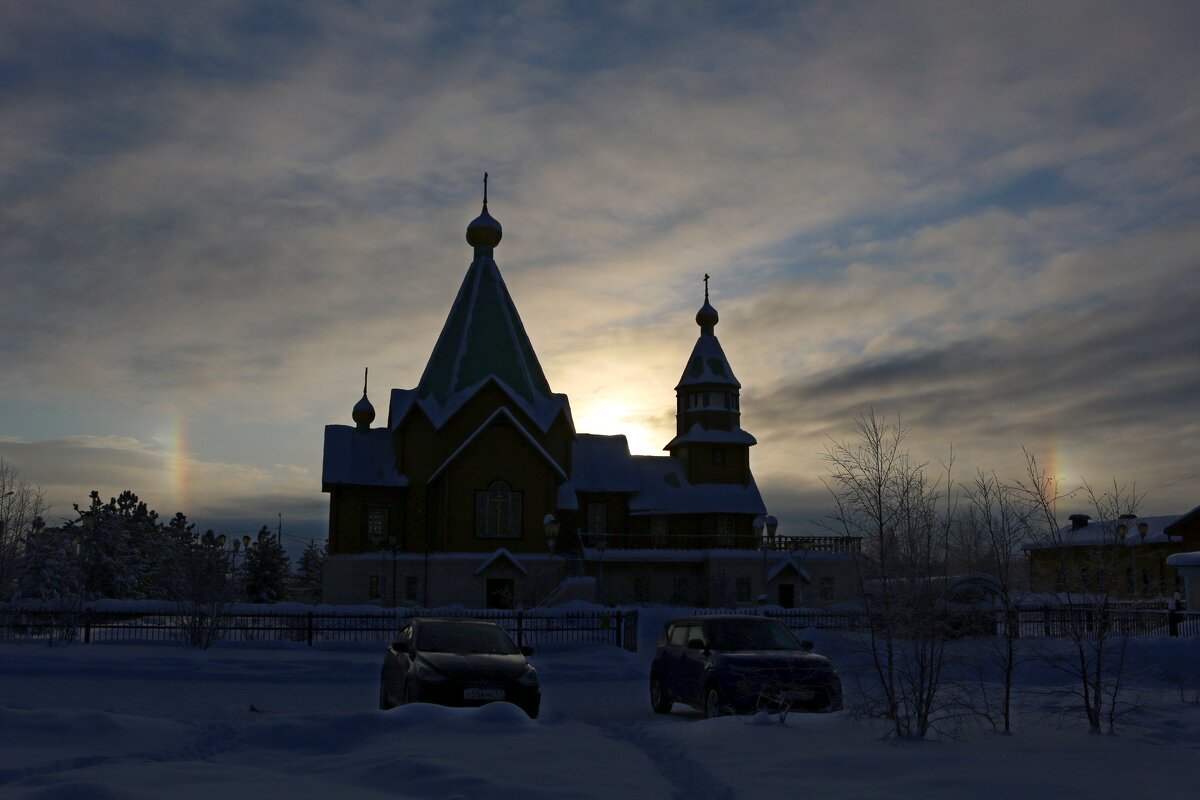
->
(352, 367, 375, 431)
(414, 180, 564, 433)
(665, 278, 756, 484)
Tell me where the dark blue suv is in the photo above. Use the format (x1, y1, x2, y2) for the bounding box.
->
(649, 615, 843, 718)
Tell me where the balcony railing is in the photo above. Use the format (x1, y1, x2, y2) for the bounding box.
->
(575, 531, 862, 554)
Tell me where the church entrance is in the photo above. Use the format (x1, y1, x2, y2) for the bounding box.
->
(486, 578, 515, 610)
(778, 583, 795, 609)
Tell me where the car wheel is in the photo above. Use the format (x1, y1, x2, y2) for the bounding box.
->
(703, 685, 725, 719)
(379, 681, 395, 710)
(650, 676, 673, 714)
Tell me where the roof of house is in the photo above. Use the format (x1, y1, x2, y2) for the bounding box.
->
(321, 425, 407, 488)
(664, 423, 757, 450)
(1025, 514, 1184, 549)
(675, 331, 740, 390)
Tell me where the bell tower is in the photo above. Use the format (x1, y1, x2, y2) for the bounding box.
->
(665, 276, 756, 484)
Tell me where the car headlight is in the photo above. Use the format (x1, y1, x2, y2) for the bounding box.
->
(516, 665, 539, 687)
(414, 661, 449, 684)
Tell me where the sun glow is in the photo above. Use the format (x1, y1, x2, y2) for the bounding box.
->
(572, 395, 671, 456)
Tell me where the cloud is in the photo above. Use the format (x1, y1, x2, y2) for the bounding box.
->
(1, 1, 1198, 529)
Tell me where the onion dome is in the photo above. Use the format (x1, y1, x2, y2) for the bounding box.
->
(696, 300, 719, 334)
(352, 367, 375, 431)
(466, 171, 502, 252)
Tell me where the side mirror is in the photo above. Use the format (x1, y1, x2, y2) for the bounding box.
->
(687, 638, 706, 650)
(800, 640, 815, 652)
(392, 640, 411, 654)
(521, 645, 535, 657)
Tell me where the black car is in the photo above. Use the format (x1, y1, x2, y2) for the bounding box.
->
(379, 617, 541, 718)
(649, 614, 842, 718)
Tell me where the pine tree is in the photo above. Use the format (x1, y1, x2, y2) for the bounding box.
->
(13, 521, 82, 603)
(295, 540, 325, 602)
(242, 525, 291, 603)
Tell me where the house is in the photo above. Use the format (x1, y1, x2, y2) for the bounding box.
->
(1165, 505, 1200, 609)
(319, 186, 859, 608)
(1025, 509, 1198, 599)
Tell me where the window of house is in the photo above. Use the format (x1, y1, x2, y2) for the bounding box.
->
(716, 515, 734, 547)
(650, 515, 668, 547)
(405, 576, 420, 602)
(711, 447, 725, 466)
(587, 502, 607, 536)
(633, 576, 650, 602)
(724, 392, 731, 409)
(671, 576, 689, 603)
(475, 481, 522, 538)
(368, 574, 385, 600)
(735, 576, 752, 603)
(366, 507, 388, 545)
(820, 576, 836, 602)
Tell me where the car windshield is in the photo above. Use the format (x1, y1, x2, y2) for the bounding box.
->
(416, 622, 520, 655)
(706, 619, 802, 651)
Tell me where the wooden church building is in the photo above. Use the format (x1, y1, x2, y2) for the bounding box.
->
(320, 186, 855, 608)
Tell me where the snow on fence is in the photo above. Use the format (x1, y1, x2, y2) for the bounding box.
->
(0, 607, 639, 652)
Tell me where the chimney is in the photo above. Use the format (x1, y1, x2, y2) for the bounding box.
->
(1069, 514, 1090, 530)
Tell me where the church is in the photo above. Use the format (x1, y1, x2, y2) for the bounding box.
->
(320, 183, 855, 609)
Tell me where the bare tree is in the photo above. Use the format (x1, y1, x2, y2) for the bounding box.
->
(821, 410, 956, 738)
(1018, 453, 1142, 734)
(957, 470, 1031, 733)
(0, 459, 49, 600)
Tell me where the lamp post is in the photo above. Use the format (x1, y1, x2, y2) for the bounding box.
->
(1138, 521, 1149, 597)
(754, 515, 767, 598)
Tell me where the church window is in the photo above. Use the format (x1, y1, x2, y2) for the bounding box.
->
(716, 514, 734, 547)
(405, 576, 420, 602)
(475, 481, 522, 539)
(712, 447, 725, 466)
(703, 392, 710, 407)
(366, 507, 388, 545)
(650, 515, 668, 547)
(368, 574, 385, 600)
(587, 501, 607, 536)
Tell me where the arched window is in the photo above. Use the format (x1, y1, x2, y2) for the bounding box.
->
(475, 480, 522, 539)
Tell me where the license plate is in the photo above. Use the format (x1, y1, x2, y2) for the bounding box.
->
(464, 688, 505, 700)
(783, 688, 816, 703)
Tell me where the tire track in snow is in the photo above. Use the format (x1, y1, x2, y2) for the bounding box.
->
(598, 721, 741, 800)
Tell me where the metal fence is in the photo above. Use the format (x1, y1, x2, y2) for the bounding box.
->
(0, 607, 639, 652)
(763, 605, 1200, 640)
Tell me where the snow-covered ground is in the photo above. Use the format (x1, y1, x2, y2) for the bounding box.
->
(2, 608, 1199, 799)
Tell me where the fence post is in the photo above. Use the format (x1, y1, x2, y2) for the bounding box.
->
(307, 612, 314, 647)
(516, 609, 524, 649)
(83, 610, 92, 644)
(615, 611, 623, 650)
(1168, 608, 1180, 637)
(1043, 606, 1052, 637)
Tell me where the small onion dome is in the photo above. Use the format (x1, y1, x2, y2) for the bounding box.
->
(352, 393, 375, 430)
(466, 205, 503, 250)
(696, 300, 719, 334)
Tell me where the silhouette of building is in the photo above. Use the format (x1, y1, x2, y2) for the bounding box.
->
(320, 186, 858, 608)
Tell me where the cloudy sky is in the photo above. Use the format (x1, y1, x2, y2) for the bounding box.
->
(2, 0, 1198, 548)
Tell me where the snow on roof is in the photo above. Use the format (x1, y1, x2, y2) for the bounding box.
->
(766, 555, 812, 584)
(629, 455, 766, 516)
(428, 406, 566, 483)
(572, 434, 640, 492)
(321, 425, 408, 488)
(1026, 514, 1183, 549)
(675, 333, 740, 390)
(663, 423, 757, 450)
(474, 548, 529, 576)
(1166, 551, 1200, 568)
